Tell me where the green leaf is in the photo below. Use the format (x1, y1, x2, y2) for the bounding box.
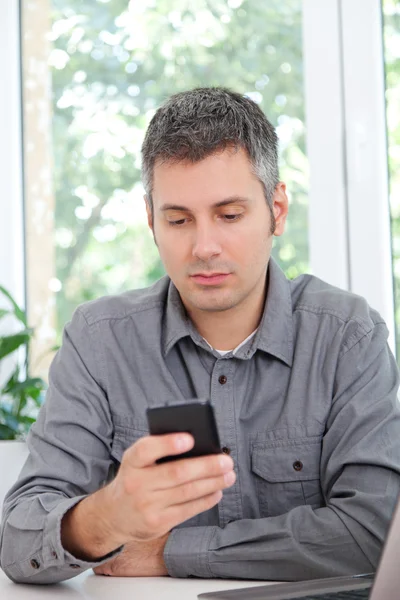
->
(0, 309, 10, 321)
(2, 367, 19, 391)
(16, 415, 35, 425)
(2, 372, 46, 417)
(0, 285, 27, 326)
(0, 330, 33, 360)
(0, 423, 17, 440)
(4, 377, 45, 395)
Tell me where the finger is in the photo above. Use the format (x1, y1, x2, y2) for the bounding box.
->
(93, 565, 109, 576)
(162, 470, 236, 507)
(125, 433, 194, 468)
(154, 453, 234, 490)
(165, 491, 223, 528)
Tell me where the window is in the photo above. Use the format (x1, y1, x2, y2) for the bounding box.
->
(21, 0, 309, 377)
(383, 0, 400, 358)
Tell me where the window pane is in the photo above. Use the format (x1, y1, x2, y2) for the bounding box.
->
(22, 0, 309, 373)
(383, 0, 400, 358)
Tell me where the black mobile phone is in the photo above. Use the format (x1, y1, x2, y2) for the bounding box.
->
(146, 400, 221, 463)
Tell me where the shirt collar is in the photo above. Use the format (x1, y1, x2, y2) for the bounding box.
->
(247, 257, 294, 366)
(162, 283, 192, 357)
(162, 256, 294, 366)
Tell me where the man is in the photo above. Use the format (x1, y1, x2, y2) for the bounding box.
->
(1, 87, 400, 585)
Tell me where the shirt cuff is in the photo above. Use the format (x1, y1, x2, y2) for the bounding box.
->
(17, 495, 123, 580)
(164, 526, 218, 578)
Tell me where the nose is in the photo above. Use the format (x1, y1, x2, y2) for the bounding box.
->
(192, 223, 222, 262)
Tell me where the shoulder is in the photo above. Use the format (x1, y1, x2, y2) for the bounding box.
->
(290, 273, 385, 335)
(73, 276, 171, 327)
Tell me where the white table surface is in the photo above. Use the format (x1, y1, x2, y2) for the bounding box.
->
(0, 569, 273, 599)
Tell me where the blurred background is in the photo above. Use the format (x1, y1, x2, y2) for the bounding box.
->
(0, 0, 399, 434)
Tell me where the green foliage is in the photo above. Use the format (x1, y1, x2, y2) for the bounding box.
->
(0, 288, 46, 440)
(49, 0, 308, 339)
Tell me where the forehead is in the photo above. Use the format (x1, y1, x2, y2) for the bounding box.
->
(152, 147, 263, 209)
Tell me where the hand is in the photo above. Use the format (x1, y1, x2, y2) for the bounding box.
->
(93, 533, 169, 577)
(61, 433, 235, 561)
(104, 433, 236, 546)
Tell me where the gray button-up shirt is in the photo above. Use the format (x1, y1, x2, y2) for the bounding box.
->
(1, 258, 400, 584)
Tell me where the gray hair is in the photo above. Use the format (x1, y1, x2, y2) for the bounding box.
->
(141, 87, 279, 213)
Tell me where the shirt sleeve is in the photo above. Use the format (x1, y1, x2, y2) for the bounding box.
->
(164, 322, 400, 581)
(0, 309, 122, 584)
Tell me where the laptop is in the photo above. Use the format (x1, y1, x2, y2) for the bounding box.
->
(198, 495, 400, 600)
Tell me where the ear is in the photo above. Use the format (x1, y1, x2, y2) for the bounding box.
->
(272, 182, 289, 237)
(144, 195, 153, 232)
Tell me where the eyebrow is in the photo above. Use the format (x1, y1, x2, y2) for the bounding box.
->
(159, 196, 250, 212)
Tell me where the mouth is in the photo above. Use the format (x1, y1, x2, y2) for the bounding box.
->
(190, 273, 231, 286)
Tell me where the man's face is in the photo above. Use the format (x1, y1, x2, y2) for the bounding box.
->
(147, 147, 288, 314)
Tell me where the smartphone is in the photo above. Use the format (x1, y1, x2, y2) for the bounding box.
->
(146, 400, 221, 463)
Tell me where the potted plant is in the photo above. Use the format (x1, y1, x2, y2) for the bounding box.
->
(0, 286, 46, 440)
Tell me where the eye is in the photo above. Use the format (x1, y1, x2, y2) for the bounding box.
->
(222, 214, 243, 222)
(168, 218, 187, 226)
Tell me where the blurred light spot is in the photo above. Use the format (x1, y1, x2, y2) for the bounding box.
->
(275, 94, 287, 107)
(100, 31, 120, 45)
(48, 278, 62, 292)
(125, 62, 138, 73)
(122, 104, 139, 116)
(245, 91, 263, 104)
(55, 228, 74, 249)
(57, 90, 76, 109)
(281, 62, 292, 74)
(90, 82, 105, 95)
(73, 70, 87, 83)
(75, 206, 92, 220)
(78, 40, 93, 54)
(75, 186, 100, 209)
(279, 244, 296, 262)
(48, 49, 70, 70)
(128, 85, 140, 97)
(278, 114, 290, 125)
(91, 49, 105, 60)
(70, 27, 85, 46)
(255, 75, 270, 90)
(168, 10, 182, 28)
(117, 50, 130, 62)
(93, 224, 117, 243)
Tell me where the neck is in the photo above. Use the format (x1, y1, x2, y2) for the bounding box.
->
(185, 274, 267, 351)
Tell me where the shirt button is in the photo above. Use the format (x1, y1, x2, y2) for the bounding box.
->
(30, 559, 40, 569)
(70, 564, 81, 569)
(218, 375, 227, 385)
(222, 446, 231, 455)
(293, 460, 303, 472)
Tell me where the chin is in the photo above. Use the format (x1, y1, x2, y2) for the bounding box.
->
(188, 293, 239, 313)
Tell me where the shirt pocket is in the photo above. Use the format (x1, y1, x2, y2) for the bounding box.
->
(251, 438, 323, 518)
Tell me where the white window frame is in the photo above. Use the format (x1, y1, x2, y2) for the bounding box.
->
(0, 0, 25, 309)
(303, 0, 395, 354)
